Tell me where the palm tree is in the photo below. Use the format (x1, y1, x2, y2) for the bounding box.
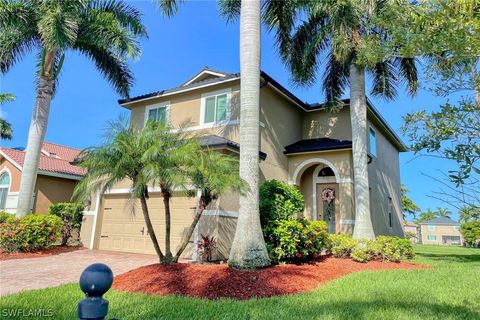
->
(0, 0, 146, 217)
(159, 0, 271, 268)
(436, 207, 452, 218)
(0, 93, 14, 140)
(141, 124, 201, 264)
(174, 148, 247, 262)
(261, 0, 418, 239)
(74, 120, 165, 262)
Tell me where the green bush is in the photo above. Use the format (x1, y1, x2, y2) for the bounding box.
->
(259, 180, 304, 228)
(375, 236, 415, 262)
(48, 202, 84, 245)
(351, 246, 371, 262)
(0, 211, 16, 224)
(460, 221, 480, 247)
(265, 219, 329, 264)
(0, 214, 62, 252)
(327, 234, 358, 258)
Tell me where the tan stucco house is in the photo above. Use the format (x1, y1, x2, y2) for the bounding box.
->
(80, 67, 407, 260)
(0, 142, 85, 214)
(419, 217, 463, 245)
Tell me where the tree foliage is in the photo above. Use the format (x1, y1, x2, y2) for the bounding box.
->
(460, 221, 480, 247)
(0, 92, 14, 140)
(401, 185, 421, 219)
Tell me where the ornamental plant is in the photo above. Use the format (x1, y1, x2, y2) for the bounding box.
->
(327, 234, 358, 258)
(0, 211, 15, 224)
(259, 180, 304, 228)
(48, 202, 84, 246)
(0, 214, 62, 252)
(266, 219, 329, 264)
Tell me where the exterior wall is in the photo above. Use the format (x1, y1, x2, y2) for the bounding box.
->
(367, 120, 404, 237)
(80, 214, 94, 247)
(288, 150, 355, 234)
(302, 107, 352, 140)
(0, 158, 22, 213)
(420, 224, 463, 245)
(33, 175, 77, 214)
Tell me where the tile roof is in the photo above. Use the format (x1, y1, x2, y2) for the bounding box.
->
(0, 142, 85, 178)
(284, 138, 352, 155)
(198, 135, 267, 160)
(419, 217, 460, 226)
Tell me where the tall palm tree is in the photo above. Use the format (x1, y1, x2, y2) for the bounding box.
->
(74, 120, 165, 262)
(159, 0, 270, 268)
(0, 93, 14, 140)
(436, 207, 452, 218)
(0, 0, 146, 217)
(262, 0, 418, 239)
(174, 148, 247, 262)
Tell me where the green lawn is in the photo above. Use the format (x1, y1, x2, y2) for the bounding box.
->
(1, 245, 479, 320)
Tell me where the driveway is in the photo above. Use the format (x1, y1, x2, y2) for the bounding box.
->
(0, 249, 158, 296)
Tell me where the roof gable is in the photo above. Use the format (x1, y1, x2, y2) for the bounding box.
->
(420, 217, 460, 225)
(182, 68, 231, 87)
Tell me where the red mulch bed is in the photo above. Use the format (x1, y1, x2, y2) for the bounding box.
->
(113, 256, 427, 300)
(0, 246, 84, 261)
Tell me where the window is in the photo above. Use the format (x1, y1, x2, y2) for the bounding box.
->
(0, 172, 10, 210)
(388, 196, 393, 228)
(428, 225, 435, 231)
(146, 104, 168, 125)
(427, 235, 436, 241)
(369, 127, 377, 157)
(202, 91, 229, 125)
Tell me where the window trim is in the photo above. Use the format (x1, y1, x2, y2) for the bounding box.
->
(0, 169, 11, 210)
(368, 126, 377, 158)
(199, 88, 232, 127)
(144, 101, 170, 126)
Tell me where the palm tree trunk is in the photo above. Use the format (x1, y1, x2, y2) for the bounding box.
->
(162, 189, 173, 264)
(173, 196, 207, 262)
(16, 76, 54, 217)
(139, 196, 164, 261)
(228, 0, 270, 269)
(350, 63, 375, 240)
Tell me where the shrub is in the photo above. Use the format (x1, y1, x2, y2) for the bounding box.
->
(259, 180, 304, 228)
(460, 221, 480, 247)
(48, 202, 84, 245)
(0, 214, 62, 252)
(375, 236, 415, 262)
(266, 219, 329, 264)
(327, 234, 358, 258)
(0, 211, 16, 224)
(351, 246, 371, 263)
(197, 234, 217, 262)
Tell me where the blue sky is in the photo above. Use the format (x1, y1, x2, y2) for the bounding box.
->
(0, 1, 464, 220)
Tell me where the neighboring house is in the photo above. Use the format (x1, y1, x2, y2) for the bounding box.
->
(419, 217, 463, 245)
(0, 142, 85, 214)
(80, 67, 407, 260)
(403, 221, 419, 243)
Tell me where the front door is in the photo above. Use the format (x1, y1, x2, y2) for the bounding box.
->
(316, 184, 339, 233)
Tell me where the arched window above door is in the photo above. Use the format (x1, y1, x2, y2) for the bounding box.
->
(0, 171, 10, 210)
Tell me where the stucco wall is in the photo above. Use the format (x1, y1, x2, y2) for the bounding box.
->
(367, 120, 404, 237)
(33, 175, 77, 214)
(302, 107, 352, 140)
(0, 158, 21, 192)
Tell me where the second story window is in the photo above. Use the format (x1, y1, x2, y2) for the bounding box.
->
(146, 103, 169, 126)
(428, 225, 435, 231)
(201, 89, 230, 125)
(369, 127, 377, 157)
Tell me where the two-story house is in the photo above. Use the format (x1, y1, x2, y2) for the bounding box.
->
(80, 67, 407, 260)
(418, 217, 463, 245)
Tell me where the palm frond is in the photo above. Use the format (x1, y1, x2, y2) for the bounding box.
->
(322, 52, 350, 105)
(74, 40, 133, 97)
(394, 57, 418, 96)
(157, 0, 184, 18)
(368, 59, 398, 100)
(0, 24, 38, 74)
(0, 118, 12, 140)
(218, 0, 240, 23)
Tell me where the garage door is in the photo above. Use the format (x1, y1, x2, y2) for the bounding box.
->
(98, 193, 197, 256)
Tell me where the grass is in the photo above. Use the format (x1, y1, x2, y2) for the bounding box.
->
(1, 245, 479, 319)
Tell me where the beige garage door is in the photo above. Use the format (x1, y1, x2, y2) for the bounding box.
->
(98, 193, 196, 257)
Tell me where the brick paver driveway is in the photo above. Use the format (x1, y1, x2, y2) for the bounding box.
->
(0, 249, 158, 296)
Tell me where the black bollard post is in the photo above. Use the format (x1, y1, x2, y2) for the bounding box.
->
(77, 263, 114, 320)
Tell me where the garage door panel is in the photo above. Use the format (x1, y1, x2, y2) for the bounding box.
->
(99, 194, 196, 256)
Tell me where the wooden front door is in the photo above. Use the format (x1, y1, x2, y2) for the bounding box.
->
(316, 183, 339, 233)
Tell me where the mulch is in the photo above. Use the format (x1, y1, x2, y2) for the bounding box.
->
(113, 256, 428, 300)
(0, 246, 84, 261)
